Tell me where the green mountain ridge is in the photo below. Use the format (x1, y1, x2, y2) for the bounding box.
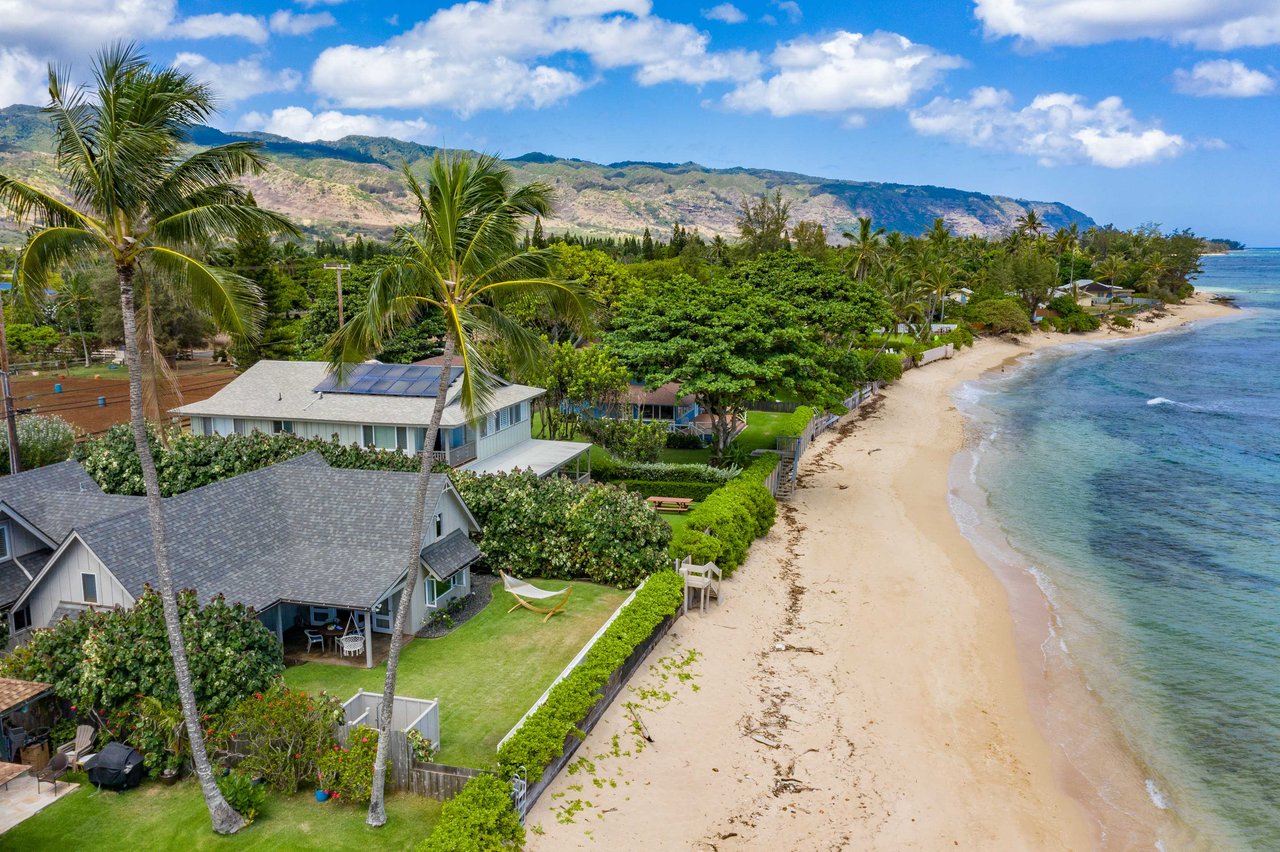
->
(0, 103, 1095, 245)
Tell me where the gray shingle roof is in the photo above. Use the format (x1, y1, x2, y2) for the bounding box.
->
(0, 550, 47, 608)
(0, 461, 142, 545)
(75, 452, 458, 612)
(170, 360, 545, 428)
(420, 529, 482, 581)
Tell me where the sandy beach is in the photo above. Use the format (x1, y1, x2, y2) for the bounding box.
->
(526, 293, 1238, 851)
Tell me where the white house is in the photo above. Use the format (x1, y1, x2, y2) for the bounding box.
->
(8, 454, 485, 667)
(172, 361, 592, 482)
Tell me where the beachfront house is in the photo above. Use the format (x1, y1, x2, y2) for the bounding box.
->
(6, 454, 484, 667)
(171, 360, 592, 482)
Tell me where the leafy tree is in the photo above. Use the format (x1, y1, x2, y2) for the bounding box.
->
(0, 44, 296, 835)
(0, 413, 76, 473)
(971, 297, 1032, 335)
(736, 189, 791, 257)
(325, 152, 587, 826)
(641, 227, 655, 260)
(529, 342, 629, 440)
(791, 220, 828, 260)
(991, 249, 1057, 315)
(606, 274, 840, 458)
(228, 193, 305, 368)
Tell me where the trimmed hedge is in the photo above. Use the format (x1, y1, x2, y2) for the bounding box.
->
(668, 455, 779, 574)
(778, 405, 815, 438)
(419, 774, 526, 852)
(495, 570, 685, 778)
(592, 456, 736, 484)
(616, 480, 721, 501)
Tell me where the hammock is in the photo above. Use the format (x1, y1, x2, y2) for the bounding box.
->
(500, 571, 572, 622)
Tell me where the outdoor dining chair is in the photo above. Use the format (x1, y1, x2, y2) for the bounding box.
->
(304, 629, 325, 654)
(36, 752, 70, 794)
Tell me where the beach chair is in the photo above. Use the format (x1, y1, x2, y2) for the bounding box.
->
(58, 724, 96, 769)
(500, 571, 572, 623)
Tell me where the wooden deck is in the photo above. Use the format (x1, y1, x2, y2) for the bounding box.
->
(280, 627, 412, 668)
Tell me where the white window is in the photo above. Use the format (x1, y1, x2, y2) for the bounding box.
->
(434, 512, 443, 538)
(498, 406, 511, 429)
(272, 420, 294, 435)
(0, 523, 9, 560)
(232, 419, 247, 436)
(363, 425, 408, 450)
(198, 417, 213, 437)
(81, 573, 98, 604)
(425, 572, 463, 606)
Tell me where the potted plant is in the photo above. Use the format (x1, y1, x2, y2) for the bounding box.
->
(316, 770, 331, 802)
(161, 752, 183, 785)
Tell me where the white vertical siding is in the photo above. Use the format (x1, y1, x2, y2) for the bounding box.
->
(2, 513, 50, 557)
(26, 538, 133, 629)
(476, 418, 532, 461)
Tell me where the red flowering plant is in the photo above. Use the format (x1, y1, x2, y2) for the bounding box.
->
(207, 684, 343, 793)
(315, 725, 379, 804)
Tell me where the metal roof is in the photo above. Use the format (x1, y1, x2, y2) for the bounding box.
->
(461, 439, 591, 477)
(171, 360, 545, 428)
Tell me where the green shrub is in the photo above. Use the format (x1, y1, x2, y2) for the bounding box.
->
(592, 457, 736, 484)
(496, 570, 685, 778)
(579, 418, 667, 462)
(855, 350, 904, 384)
(217, 771, 267, 824)
(1110, 314, 1135, 329)
(419, 774, 525, 852)
(668, 456, 778, 574)
(209, 685, 343, 793)
(0, 589, 281, 736)
(451, 472, 670, 588)
(0, 414, 76, 475)
(77, 425, 419, 496)
(970, 298, 1032, 335)
(616, 480, 721, 501)
(938, 324, 975, 349)
(778, 406, 815, 438)
(317, 725, 379, 804)
(664, 430, 704, 450)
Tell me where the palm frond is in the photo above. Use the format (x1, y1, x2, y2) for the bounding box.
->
(16, 228, 108, 301)
(143, 246, 263, 341)
(0, 174, 101, 231)
(151, 142, 272, 214)
(147, 202, 298, 247)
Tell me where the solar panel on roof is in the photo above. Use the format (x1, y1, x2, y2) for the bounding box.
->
(313, 364, 464, 397)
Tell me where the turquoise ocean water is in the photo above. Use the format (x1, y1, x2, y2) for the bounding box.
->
(956, 250, 1280, 849)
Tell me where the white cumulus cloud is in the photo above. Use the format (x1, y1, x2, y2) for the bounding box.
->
(772, 0, 802, 23)
(239, 106, 436, 142)
(0, 47, 46, 107)
(723, 31, 964, 116)
(702, 3, 746, 24)
(173, 53, 300, 104)
(169, 13, 269, 45)
(269, 10, 337, 35)
(1173, 59, 1276, 97)
(310, 0, 761, 114)
(908, 87, 1187, 168)
(974, 0, 1280, 49)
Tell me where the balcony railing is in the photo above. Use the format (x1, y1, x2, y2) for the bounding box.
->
(429, 439, 478, 467)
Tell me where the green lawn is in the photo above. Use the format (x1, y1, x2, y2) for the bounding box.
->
(657, 447, 712, 464)
(3, 775, 441, 850)
(283, 579, 630, 769)
(661, 504, 700, 537)
(732, 410, 794, 454)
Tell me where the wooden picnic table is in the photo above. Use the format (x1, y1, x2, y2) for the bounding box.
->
(0, 761, 29, 790)
(647, 496, 693, 512)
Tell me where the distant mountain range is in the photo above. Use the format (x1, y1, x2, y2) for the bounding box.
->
(0, 104, 1095, 245)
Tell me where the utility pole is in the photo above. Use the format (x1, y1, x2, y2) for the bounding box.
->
(323, 263, 351, 327)
(0, 270, 22, 475)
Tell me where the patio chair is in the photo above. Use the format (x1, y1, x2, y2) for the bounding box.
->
(304, 629, 325, 653)
(58, 724, 96, 768)
(500, 571, 572, 623)
(341, 634, 366, 658)
(36, 752, 70, 794)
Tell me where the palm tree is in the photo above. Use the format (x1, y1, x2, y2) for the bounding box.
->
(0, 44, 295, 835)
(1015, 209, 1046, 238)
(841, 216, 884, 281)
(54, 267, 96, 367)
(1093, 255, 1129, 287)
(326, 152, 588, 827)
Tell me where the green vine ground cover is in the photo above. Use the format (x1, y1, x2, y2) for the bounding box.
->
(283, 578, 629, 769)
(2, 774, 441, 850)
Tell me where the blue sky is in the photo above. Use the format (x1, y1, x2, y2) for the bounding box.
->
(2, 0, 1278, 243)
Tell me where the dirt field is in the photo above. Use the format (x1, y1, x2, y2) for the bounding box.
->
(8, 360, 237, 436)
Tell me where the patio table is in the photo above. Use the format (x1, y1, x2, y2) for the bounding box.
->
(319, 626, 345, 654)
(0, 760, 29, 790)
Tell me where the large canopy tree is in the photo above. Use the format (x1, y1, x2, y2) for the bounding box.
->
(325, 152, 587, 826)
(0, 43, 296, 834)
(606, 273, 841, 458)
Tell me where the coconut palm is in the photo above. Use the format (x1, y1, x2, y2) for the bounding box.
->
(1094, 255, 1129, 288)
(325, 151, 588, 827)
(0, 44, 296, 835)
(1015, 209, 1046, 237)
(842, 216, 884, 281)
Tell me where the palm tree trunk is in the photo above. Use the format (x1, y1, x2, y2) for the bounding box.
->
(367, 331, 456, 827)
(118, 264, 245, 835)
(76, 303, 90, 368)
